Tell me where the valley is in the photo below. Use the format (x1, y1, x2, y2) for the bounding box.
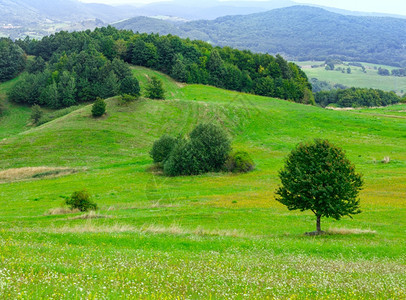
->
(0, 67, 405, 298)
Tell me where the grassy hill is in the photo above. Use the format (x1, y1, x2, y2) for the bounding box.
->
(0, 67, 405, 298)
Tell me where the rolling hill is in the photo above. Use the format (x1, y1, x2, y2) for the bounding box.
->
(0, 0, 141, 24)
(114, 6, 406, 67)
(0, 67, 405, 298)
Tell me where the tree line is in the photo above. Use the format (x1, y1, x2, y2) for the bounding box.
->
(378, 67, 406, 77)
(315, 87, 401, 108)
(8, 49, 139, 108)
(11, 26, 312, 106)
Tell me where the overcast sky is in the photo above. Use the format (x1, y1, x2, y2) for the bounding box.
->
(78, 0, 406, 16)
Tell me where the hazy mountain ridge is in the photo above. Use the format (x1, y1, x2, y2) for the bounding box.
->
(114, 6, 406, 67)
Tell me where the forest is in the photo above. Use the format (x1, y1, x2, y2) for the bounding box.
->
(1, 26, 403, 109)
(1, 26, 313, 108)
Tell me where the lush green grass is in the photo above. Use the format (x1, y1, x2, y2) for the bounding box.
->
(296, 61, 406, 94)
(0, 67, 405, 299)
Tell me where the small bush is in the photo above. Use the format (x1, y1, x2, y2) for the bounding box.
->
(91, 98, 106, 117)
(150, 134, 178, 163)
(31, 104, 43, 124)
(145, 76, 165, 100)
(65, 189, 97, 212)
(225, 151, 255, 173)
(120, 93, 138, 105)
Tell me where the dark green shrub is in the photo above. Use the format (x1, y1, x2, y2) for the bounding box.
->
(150, 134, 178, 163)
(145, 76, 165, 99)
(119, 76, 140, 96)
(162, 123, 231, 176)
(91, 98, 106, 117)
(189, 123, 231, 173)
(163, 139, 201, 176)
(65, 189, 97, 212)
(30, 104, 43, 124)
(225, 151, 255, 173)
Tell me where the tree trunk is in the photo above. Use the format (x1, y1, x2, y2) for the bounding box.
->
(316, 215, 321, 232)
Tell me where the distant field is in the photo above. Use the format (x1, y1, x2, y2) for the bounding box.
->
(0, 67, 405, 298)
(296, 61, 406, 94)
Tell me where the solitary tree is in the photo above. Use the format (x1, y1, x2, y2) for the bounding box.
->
(275, 139, 363, 234)
(91, 97, 106, 117)
(30, 104, 43, 124)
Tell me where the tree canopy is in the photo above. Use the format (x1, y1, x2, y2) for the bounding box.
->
(0, 38, 26, 82)
(275, 139, 363, 234)
(15, 26, 312, 104)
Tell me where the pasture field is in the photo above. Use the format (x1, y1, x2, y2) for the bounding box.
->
(0, 67, 405, 299)
(295, 61, 406, 95)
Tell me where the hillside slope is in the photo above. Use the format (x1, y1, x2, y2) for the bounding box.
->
(0, 67, 405, 298)
(114, 6, 406, 67)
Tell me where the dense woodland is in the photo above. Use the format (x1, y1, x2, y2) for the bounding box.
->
(0, 38, 26, 82)
(115, 6, 406, 67)
(7, 26, 313, 107)
(1, 26, 403, 109)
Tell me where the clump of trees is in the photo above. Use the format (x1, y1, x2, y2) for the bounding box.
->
(315, 87, 401, 108)
(14, 26, 312, 104)
(8, 49, 140, 109)
(378, 67, 390, 76)
(391, 68, 406, 77)
(276, 139, 363, 234)
(0, 38, 26, 82)
(151, 124, 254, 176)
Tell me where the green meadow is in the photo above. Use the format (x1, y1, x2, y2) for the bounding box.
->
(296, 61, 406, 95)
(0, 67, 405, 299)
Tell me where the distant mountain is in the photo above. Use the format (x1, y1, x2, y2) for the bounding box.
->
(132, 0, 406, 21)
(0, 0, 141, 24)
(133, 0, 296, 20)
(114, 6, 406, 67)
